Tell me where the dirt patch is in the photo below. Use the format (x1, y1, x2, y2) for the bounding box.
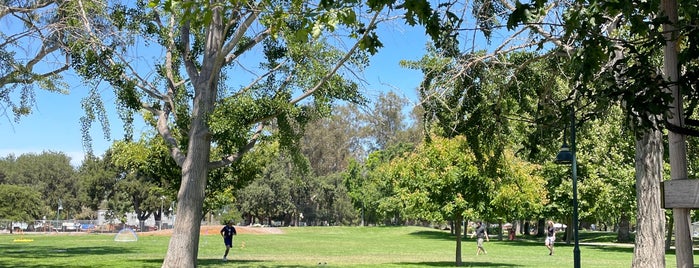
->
(141, 225, 284, 236)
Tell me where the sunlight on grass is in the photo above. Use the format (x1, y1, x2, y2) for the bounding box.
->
(0, 227, 684, 267)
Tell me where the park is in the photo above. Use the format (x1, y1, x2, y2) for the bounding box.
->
(0, 225, 690, 267)
(1, 1, 699, 267)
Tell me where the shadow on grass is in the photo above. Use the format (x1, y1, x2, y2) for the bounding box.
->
(0, 244, 143, 268)
(409, 230, 455, 241)
(0, 262, 97, 268)
(198, 258, 308, 268)
(395, 261, 523, 267)
(199, 258, 268, 266)
(1, 244, 139, 258)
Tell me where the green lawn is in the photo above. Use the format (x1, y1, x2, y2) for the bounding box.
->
(0, 226, 690, 267)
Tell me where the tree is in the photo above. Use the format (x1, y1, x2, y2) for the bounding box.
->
(70, 1, 460, 266)
(506, 1, 699, 266)
(0, 0, 75, 122)
(302, 105, 361, 177)
(0, 152, 78, 219)
(0, 184, 43, 233)
(109, 136, 177, 231)
(77, 153, 119, 212)
(360, 91, 410, 151)
(377, 135, 489, 267)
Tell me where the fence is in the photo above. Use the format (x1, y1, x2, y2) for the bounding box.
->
(0, 219, 177, 234)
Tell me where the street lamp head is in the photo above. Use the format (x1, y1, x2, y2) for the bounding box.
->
(555, 143, 573, 165)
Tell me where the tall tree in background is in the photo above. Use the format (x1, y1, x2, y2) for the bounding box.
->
(0, 184, 43, 233)
(0, 152, 77, 219)
(302, 105, 361, 176)
(361, 91, 409, 151)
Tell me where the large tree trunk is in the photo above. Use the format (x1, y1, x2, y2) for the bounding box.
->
(662, 0, 693, 267)
(161, 4, 224, 266)
(454, 214, 463, 266)
(162, 66, 218, 268)
(632, 129, 665, 267)
(162, 134, 211, 267)
(524, 221, 530, 235)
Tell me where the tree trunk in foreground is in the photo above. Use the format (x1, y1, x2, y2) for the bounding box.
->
(162, 74, 216, 267)
(161, 138, 210, 267)
(632, 128, 666, 267)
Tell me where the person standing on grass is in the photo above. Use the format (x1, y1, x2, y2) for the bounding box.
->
(472, 221, 489, 255)
(221, 220, 237, 261)
(545, 220, 556, 255)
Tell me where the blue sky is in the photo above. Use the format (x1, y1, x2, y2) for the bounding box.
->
(0, 22, 430, 167)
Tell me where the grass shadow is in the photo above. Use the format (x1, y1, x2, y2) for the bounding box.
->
(409, 230, 455, 241)
(395, 261, 523, 267)
(198, 258, 267, 266)
(1, 244, 139, 259)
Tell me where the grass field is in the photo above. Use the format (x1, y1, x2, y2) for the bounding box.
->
(0, 226, 690, 267)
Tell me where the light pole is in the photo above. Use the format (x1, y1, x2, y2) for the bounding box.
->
(554, 109, 580, 268)
(57, 199, 63, 232)
(57, 199, 63, 221)
(160, 196, 165, 230)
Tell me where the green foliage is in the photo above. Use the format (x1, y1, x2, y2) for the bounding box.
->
(0, 1, 73, 122)
(508, 1, 699, 134)
(77, 154, 120, 211)
(377, 135, 487, 222)
(0, 184, 43, 222)
(0, 152, 77, 219)
(488, 149, 548, 221)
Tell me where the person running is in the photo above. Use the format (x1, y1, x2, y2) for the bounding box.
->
(221, 220, 237, 261)
(545, 220, 556, 255)
(472, 221, 489, 255)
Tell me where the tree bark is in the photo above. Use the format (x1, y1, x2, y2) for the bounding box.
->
(662, 0, 693, 267)
(160, 3, 224, 266)
(497, 219, 503, 241)
(162, 128, 211, 267)
(524, 221, 530, 235)
(455, 215, 463, 266)
(617, 212, 631, 242)
(632, 128, 666, 267)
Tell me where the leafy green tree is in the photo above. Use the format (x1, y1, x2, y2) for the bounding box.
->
(0, 184, 43, 233)
(77, 153, 119, 212)
(488, 149, 548, 235)
(0, 152, 77, 219)
(313, 173, 357, 225)
(377, 135, 488, 266)
(360, 91, 410, 151)
(236, 156, 295, 226)
(302, 105, 361, 177)
(109, 136, 178, 230)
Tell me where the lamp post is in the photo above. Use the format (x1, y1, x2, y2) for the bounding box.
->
(554, 109, 580, 268)
(57, 199, 63, 221)
(160, 196, 165, 230)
